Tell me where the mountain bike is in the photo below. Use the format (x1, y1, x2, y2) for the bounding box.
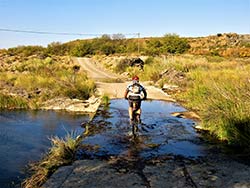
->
(130, 100, 141, 138)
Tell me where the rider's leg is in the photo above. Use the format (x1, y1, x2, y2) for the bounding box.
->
(136, 108, 142, 123)
(128, 100, 133, 122)
(128, 107, 133, 120)
(136, 101, 142, 123)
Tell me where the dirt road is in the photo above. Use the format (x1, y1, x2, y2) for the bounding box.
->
(75, 57, 175, 101)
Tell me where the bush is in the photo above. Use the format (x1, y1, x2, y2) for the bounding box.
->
(64, 80, 96, 100)
(6, 45, 46, 57)
(70, 41, 94, 57)
(162, 33, 190, 54)
(113, 59, 129, 73)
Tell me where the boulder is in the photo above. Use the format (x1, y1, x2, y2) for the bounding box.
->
(128, 57, 144, 69)
(41, 96, 101, 113)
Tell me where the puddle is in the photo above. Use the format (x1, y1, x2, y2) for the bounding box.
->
(79, 99, 207, 160)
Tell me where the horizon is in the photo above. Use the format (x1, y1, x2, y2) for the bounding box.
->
(0, 0, 249, 49)
(0, 31, 249, 50)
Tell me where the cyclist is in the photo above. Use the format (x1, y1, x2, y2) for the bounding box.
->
(124, 75, 147, 124)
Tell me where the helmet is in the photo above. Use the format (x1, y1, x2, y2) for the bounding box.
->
(132, 75, 139, 84)
(132, 75, 139, 81)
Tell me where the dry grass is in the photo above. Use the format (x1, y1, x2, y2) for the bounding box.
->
(0, 93, 28, 109)
(0, 56, 96, 109)
(176, 59, 250, 148)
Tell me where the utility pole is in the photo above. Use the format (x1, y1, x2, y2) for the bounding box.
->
(137, 32, 140, 55)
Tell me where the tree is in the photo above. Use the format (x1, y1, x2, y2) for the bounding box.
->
(162, 33, 190, 54)
(47, 42, 68, 56)
(145, 39, 163, 55)
(112, 33, 126, 40)
(70, 41, 93, 57)
(100, 42, 115, 55)
(100, 34, 112, 41)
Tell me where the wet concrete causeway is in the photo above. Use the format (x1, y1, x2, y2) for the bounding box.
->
(44, 100, 250, 188)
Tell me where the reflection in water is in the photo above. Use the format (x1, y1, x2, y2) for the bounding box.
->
(0, 110, 89, 188)
(79, 99, 207, 161)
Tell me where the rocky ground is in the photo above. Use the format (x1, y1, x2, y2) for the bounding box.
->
(43, 152, 250, 188)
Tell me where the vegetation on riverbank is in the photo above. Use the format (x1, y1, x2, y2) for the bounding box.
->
(22, 133, 82, 188)
(0, 56, 96, 109)
(146, 56, 250, 149)
(177, 59, 250, 148)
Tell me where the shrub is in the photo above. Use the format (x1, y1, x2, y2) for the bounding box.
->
(101, 94, 110, 107)
(113, 59, 129, 73)
(162, 33, 190, 54)
(70, 41, 94, 57)
(64, 80, 96, 100)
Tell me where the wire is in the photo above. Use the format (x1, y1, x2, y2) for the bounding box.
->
(0, 28, 138, 37)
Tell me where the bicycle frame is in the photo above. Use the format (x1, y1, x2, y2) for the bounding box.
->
(131, 101, 141, 138)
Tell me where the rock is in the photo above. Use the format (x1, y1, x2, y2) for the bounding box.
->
(171, 111, 201, 121)
(162, 84, 179, 92)
(43, 149, 250, 188)
(41, 96, 101, 113)
(119, 57, 144, 70)
(43, 159, 145, 188)
(129, 58, 144, 70)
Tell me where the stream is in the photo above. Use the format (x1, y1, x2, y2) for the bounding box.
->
(78, 99, 207, 160)
(0, 99, 250, 188)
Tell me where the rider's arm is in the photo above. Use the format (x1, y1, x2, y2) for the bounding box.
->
(142, 88, 147, 100)
(124, 88, 129, 100)
(141, 86, 147, 100)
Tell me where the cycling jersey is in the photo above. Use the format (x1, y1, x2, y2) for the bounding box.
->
(125, 83, 147, 101)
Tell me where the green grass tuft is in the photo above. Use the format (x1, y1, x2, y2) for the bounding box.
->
(22, 132, 82, 188)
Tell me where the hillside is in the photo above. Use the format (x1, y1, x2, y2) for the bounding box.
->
(187, 33, 250, 57)
(1, 33, 249, 58)
(64, 33, 250, 57)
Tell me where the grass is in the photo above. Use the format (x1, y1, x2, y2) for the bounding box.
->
(22, 132, 82, 188)
(101, 94, 110, 107)
(174, 58, 250, 148)
(0, 56, 96, 109)
(201, 71, 248, 145)
(0, 93, 28, 109)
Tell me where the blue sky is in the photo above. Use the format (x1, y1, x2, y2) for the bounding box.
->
(0, 0, 249, 49)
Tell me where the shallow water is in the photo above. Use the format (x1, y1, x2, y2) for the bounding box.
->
(0, 99, 208, 187)
(79, 99, 207, 160)
(0, 110, 88, 188)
